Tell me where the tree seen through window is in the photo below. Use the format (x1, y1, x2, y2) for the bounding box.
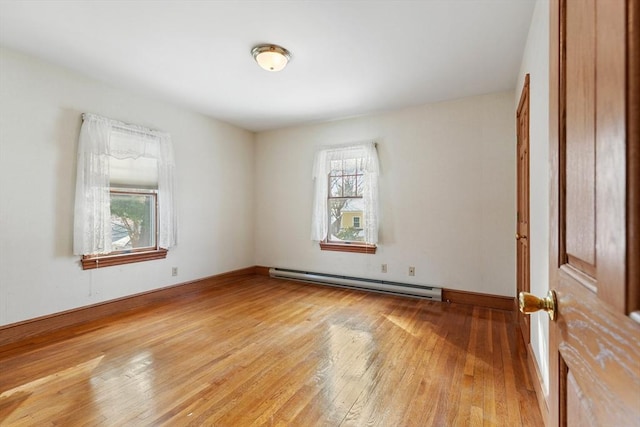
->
(328, 158, 365, 242)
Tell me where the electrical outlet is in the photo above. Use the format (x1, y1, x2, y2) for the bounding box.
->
(172, 267, 178, 277)
(381, 263, 388, 273)
(409, 266, 415, 276)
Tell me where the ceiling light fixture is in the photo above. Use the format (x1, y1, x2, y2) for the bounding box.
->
(251, 44, 291, 72)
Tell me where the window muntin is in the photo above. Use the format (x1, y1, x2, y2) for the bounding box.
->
(327, 158, 366, 243)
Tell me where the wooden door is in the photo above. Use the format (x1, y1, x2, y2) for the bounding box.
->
(516, 74, 531, 345)
(547, 0, 640, 425)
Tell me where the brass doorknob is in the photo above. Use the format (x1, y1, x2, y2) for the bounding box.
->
(519, 290, 557, 321)
(515, 233, 528, 240)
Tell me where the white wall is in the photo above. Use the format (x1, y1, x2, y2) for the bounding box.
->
(0, 40, 528, 328)
(515, 0, 550, 398)
(255, 91, 516, 297)
(0, 47, 255, 326)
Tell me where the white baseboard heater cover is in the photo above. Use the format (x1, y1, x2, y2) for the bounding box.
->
(269, 268, 442, 301)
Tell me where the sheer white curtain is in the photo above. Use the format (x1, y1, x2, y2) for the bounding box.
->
(73, 113, 177, 255)
(311, 141, 380, 244)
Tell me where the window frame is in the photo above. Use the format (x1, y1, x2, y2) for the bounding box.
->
(108, 188, 159, 254)
(321, 155, 376, 254)
(81, 188, 165, 270)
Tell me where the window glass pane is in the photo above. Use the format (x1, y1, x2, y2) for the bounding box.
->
(328, 198, 365, 242)
(343, 158, 357, 174)
(343, 175, 357, 197)
(328, 199, 345, 239)
(329, 177, 342, 197)
(110, 192, 156, 250)
(355, 175, 364, 196)
(330, 160, 343, 176)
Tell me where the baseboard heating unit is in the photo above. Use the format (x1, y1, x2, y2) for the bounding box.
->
(269, 268, 442, 301)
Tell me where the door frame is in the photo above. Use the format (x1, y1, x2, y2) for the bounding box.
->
(516, 74, 531, 346)
(628, 0, 640, 314)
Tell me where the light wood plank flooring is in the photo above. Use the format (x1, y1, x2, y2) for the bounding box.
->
(0, 275, 543, 426)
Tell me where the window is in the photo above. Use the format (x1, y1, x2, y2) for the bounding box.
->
(353, 216, 361, 229)
(73, 114, 177, 269)
(110, 190, 156, 251)
(328, 158, 365, 243)
(311, 142, 379, 253)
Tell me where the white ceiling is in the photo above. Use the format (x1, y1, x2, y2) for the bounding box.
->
(0, 0, 535, 132)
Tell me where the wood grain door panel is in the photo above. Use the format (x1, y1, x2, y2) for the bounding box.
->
(549, 0, 640, 425)
(564, 0, 596, 276)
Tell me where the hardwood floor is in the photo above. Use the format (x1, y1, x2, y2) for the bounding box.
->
(0, 275, 543, 426)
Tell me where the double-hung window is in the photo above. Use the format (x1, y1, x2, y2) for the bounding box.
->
(73, 114, 177, 269)
(328, 156, 365, 243)
(353, 217, 361, 229)
(311, 142, 379, 253)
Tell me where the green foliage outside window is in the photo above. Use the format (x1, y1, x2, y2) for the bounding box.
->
(335, 227, 362, 241)
(110, 193, 154, 249)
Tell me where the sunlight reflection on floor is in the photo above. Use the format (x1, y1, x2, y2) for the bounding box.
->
(0, 355, 105, 423)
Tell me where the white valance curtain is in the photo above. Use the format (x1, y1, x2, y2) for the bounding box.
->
(311, 141, 380, 244)
(73, 113, 177, 255)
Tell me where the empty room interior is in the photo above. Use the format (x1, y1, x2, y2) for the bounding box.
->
(1, 0, 638, 426)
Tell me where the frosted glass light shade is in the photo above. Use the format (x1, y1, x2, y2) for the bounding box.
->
(251, 44, 291, 72)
